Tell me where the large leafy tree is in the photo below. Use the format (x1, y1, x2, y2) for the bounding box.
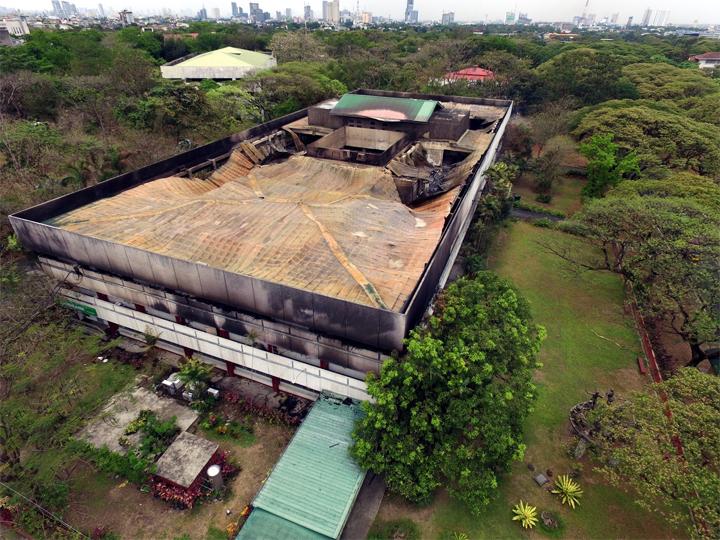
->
(352, 273, 544, 513)
(622, 62, 719, 100)
(573, 103, 720, 177)
(535, 48, 638, 105)
(566, 182, 720, 367)
(591, 369, 720, 538)
(579, 133, 639, 197)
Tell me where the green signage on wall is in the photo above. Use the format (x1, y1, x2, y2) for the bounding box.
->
(62, 299, 98, 317)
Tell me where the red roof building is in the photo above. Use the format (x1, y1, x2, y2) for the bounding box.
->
(443, 66, 495, 83)
(688, 52, 720, 69)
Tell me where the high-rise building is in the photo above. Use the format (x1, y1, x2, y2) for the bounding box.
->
(641, 8, 652, 26)
(61, 1, 78, 16)
(275, 10, 282, 19)
(118, 9, 133, 24)
(285, 8, 292, 19)
(610, 12, 619, 24)
(303, 4, 313, 20)
(626, 15, 634, 27)
(212, 7, 220, 19)
(197, 6, 208, 19)
(441, 12, 454, 25)
(404, 0, 417, 23)
(322, 0, 339, 23)
(51, 0, 64, 16)
(249, 2, 265, 22)
(231, 1, 238, 17)
(517, 12, 531, 25)
(360, 10, 371, 23)
(653, 10, 669, 26)
(505, 11, 515, 24)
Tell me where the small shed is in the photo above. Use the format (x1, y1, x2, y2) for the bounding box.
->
(155, 431, 219, 489)
(237, 393, 365, 539)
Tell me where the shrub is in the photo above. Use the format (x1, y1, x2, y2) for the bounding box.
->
(551, 475, 583, 509)
(69, 440, 155, 484)
(532, 218, 555, 228)
(512, 500, 538, 529)
(368, 518, 420, 540)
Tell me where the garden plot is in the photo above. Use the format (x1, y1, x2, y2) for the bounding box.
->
(77, 386, 198, 453)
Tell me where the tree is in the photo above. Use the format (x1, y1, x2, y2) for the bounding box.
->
(566, 187, 720, 367)
(242, 63, 346, 121)
(591, 369, 720, 538)
(622, 62, 719, 100)
(531, 135, 576, 199)
(535, 48, 638, 105)
(270, 31, 327, 64)
(573, 103, 720, 178)
(352, 272, 545, 513)
(579, 133, 639, 197)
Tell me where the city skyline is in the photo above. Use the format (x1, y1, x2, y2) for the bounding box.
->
(3, 0, 719, 24)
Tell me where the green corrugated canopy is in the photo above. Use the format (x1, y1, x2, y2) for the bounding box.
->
(236, 509, 326, 540)
(331, 94, 437, 123)
(236, 393, 366, 540)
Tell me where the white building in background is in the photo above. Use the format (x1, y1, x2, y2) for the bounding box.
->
(441, 12, 454, 24)
(322, 0, 339, 23)
(0, 17, 30, 36)
(689, 52, 720, 70)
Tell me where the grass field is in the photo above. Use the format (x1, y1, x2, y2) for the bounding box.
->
(375, 222, 677, 539)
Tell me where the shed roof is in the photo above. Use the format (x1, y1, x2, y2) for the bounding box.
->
(331, 94, 437, 123)
(173, 47, 273, 68)
(154, 431, 218, 488)
(240, 393, 366, 539)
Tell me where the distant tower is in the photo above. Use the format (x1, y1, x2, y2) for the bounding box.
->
(97, 3, 105, 17)
(404, 0, 413, 22)
(231, 1, 238, 17)
(641, 8, 652, 26)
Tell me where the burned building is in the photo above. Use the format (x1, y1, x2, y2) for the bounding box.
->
(10, 90, 512, 400)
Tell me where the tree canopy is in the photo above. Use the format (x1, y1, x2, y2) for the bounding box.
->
(591, 368, 720, 539)
(352, 272, 544, 513)
(622, 62, 719, 101)
(535, 48, 638, 105)
(573, 103, 720, 177)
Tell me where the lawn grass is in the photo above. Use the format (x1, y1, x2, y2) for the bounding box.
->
(513, 174, 587, 217)
(374, 221, 677, 539)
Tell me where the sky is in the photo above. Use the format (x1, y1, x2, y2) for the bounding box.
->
(3, 0, 720, 25)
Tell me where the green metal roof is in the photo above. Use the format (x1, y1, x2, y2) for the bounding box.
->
(238, 393, 366, 539)
(176, 47, 273, 68)
(236, 509, 326, 540)
(331, 94, 438, 123)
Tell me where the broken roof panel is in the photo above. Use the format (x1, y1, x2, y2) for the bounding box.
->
(331, 94, 437, 123)
(46, 151, 467, 311)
